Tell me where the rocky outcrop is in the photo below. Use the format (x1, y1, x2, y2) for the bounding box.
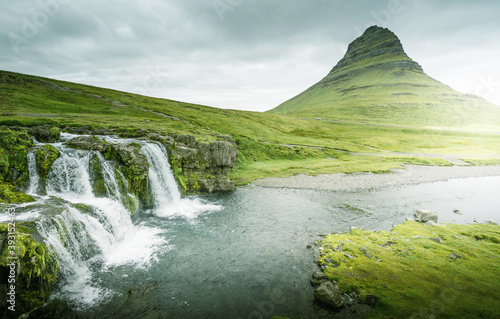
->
(168, 134, 238, 193)
(0, 127, 35, 203)
(66, 135, 111, 154)
(27, 126, 60, 143)
(330, 26, 423, 74)
(64, 132, 238, 196)
(0, 222, 59, 316)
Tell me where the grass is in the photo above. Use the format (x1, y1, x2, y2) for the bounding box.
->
(317, 221, 500, 318)
(1, 70, 500, 184)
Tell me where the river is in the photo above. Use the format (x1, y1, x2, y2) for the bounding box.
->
(2, 135, 499, 318)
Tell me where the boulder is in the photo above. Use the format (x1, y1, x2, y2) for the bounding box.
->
(28, 126, 60, 143)
(216, 180, 236, 192)
(66, 135, 110, 153)
(414, 209, 438, 223)
(314, 281, 344, 308)
(112, 143, 149, 177)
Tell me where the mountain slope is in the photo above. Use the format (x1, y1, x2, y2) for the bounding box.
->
(269, 26, 500, 131)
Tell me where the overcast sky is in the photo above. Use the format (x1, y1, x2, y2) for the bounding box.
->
(1, 0, 499, 111)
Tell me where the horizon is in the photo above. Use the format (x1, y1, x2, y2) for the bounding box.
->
(1, 0, 499, 111)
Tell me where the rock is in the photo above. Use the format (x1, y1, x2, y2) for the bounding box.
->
(414, 209, 438, 223)
(406, 217, 415, 221)
(312, 271, 327, 280)
(216, 180, 236, 192)
(359, 246, 367, 252)
(344, 252, 355, 260)
(363, 295, 379, 308)
(487, 220, 498, 225)
(429, 237, 442, 244)
(112, 143, 149, 176)
(175, 134, 197, 147)
(210, 140, 238, 167)
(66, 135, 110, 153)
(453, 209, 463, 215)
(28, 126, 60, 143)
(146, 133, 174, 146)
(449, 253, 462, 260)
(425, 221, 438, 226)
(314, 281, 344, 308)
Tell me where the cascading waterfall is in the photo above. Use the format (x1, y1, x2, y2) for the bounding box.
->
(24, 139, 168, 307)
(8, 135, 222, 309)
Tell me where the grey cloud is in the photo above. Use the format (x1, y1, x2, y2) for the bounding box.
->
(1, 0, 499, 110)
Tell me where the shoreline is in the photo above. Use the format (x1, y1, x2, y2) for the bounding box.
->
(252, 165, 500, 192)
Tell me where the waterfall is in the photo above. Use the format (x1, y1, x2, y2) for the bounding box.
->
(140, 143, 181, 207)
(140, 142, 222, 219)
(27, 150, 40, 195)
(29, 142, 167, 308)
(13, 135, 221, 308)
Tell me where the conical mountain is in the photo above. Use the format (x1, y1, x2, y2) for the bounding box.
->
(269, 26, 500, 130)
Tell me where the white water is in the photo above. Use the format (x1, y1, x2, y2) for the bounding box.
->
(140, 142, 222, 219)
(30, 142, 169, 307)
(26, 150, 40, 195)
(8, 136, 222, 309)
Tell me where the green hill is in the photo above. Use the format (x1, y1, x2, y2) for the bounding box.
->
(269, 26, 500, 132)
(1, 60, 499, 187)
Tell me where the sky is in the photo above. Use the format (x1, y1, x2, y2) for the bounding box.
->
(1, 0, 499, 111)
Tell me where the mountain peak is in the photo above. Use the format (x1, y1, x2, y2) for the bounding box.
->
(269, 26, 500, 128)
(330, 25, 422, 74)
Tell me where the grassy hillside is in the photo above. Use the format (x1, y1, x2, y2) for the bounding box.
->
(1, 70, 499, 186)
(270, 26, 500, 132)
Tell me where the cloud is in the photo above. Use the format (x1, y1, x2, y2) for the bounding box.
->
(1, 0, 499, 110)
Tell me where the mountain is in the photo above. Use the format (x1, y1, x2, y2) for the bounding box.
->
(269, 26, 500, 131)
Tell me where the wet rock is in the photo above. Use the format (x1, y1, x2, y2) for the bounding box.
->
(66, 135, 110, 153)
(487, 220, 498, 225)
(112, 143, 149, 176)
(453, 209, 463, 215)
(314, 281, 344, 308)
(425, 221, 439, 226)
(414, 209, 438, 223)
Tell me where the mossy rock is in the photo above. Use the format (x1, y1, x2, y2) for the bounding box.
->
(27, 126, 60, 143)
(0, 182, 34, 204)
(35, 145, 60, 180)
(317, 221, 500, 318)
(0, 223, 59, 315)
(0, 128, 34, 186)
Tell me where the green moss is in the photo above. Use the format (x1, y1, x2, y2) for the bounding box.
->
(0, 224, 59, 314)
(88, 153, 107, 197)
(0, 127, 34, 186)
(0, 182, 35, 203)
(317, 222, 500, 318)
(35, 145, 60, 180)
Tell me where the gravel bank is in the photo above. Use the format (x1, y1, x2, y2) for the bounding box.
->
(252, 165, 500, 192)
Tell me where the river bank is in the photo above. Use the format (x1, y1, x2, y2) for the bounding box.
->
(252, 165, 500, 192)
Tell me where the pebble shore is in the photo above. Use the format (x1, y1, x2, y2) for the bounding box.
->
(252, 165, 500, 192)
